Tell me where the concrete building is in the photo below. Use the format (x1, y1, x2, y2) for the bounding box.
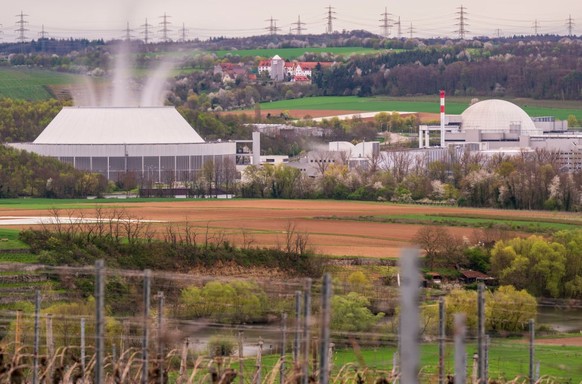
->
(9, 106, 260, 183)
(418, 99, 582, 171)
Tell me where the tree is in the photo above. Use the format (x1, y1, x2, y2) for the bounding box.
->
(179, 281, 268, 323)
(487, 285, 537, 332)
(331, 292, 384, 332)
(491, 235, 566, 297)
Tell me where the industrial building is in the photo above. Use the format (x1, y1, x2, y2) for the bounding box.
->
(417, 98, 582, 170)
(9, 106, 260, 183)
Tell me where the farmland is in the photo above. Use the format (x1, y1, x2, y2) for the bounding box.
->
(1, 199, 579, 258)
(0, 68, 81, 101)
(260, 96, 582, 121)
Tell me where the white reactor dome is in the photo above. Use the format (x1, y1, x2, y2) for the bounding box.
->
(461, 99, 540, 134)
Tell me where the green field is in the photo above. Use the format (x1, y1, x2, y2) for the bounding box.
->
(244, 341, 582, 383)
(0, 68, 81, 100)
(324, 213, 582, 234)
(260, 96, 582, 121)
(211, 47, 384, 60)
(0, 229, 28, 250)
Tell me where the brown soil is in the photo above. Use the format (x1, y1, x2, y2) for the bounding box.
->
(2, 200, 577, 258)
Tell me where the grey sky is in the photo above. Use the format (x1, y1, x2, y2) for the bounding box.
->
(1, 0, 581, 42)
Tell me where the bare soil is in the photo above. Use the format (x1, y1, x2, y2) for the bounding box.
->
(1, 200, 576, 258)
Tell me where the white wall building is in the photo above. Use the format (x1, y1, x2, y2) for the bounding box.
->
(9, 106, 260, 182)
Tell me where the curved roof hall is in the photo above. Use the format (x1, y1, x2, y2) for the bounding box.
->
(34, 107, 205, 145)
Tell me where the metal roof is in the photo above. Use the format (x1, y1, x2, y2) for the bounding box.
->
(34, 107, 205, 145)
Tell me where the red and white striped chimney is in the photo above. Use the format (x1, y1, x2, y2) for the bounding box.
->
(440, 90, 446, 147)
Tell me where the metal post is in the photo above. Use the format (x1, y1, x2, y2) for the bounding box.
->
(529, 319, 535, 384)
(81, 317, 86, 380)
(302, 279, 312, 384)
(454, 314, 467, 384)
(177, 338, 189, 384)
(142, 269, 151, 384)
(157, 291, 165, 384)
(256, 338, 263, 384)
(477, 283, 485, 382)
(95, 259, 105, 384)
(438, 297, 445, 384)
(399, 248, 420, 384)
(46, 314, 54, 362)
(238, 330, 244, 384)
(294, 291, 301, 365)
(484, 335, 489, 383)
(32, 290, 40, 384)
(319, 273, 332, 384)
(280, 313, 287, 384)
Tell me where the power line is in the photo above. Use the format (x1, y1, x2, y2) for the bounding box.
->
(408, 22, 416, 38)
(38, 24, 48, 39)
(15, 11, 29, 43)
(455, 5, 469, 39)
(265, 17, 280, 35)
(159, 13, 172, 42)
(179, 23, 188, 42)
(141, 18, 153, 45)
(566, 15, 575, 36)
(395, 16, 402, 38)
(379, 7, 393, 38)
(122, 22, 134, 41)
(325, 5, 336, 34)
(532, 19, 540, 35)
(292, 15, 307, 35)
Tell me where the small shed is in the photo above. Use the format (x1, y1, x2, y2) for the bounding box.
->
(459, 269, 496, 285)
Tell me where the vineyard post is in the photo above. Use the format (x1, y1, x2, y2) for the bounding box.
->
(302, 279, 312, 384)
(294, 291, 301, 365)
(319, 273, 332, 384)
(438, 297, 445, 384)
(399, 248, 420, 384)
(95, 259, 105, 384)
(32, 290, 40, 384)
(280, 313, 287, 384)
(81, 318, 86, 379)
(142, 269, 152, 384)
(529, 319, 535, 384)
(238, 330, 244, 384)
(256, 338, 263, 384)
(177, 338, 189, 384)
(157, 291, 165, 384)
(484, 335, 489, 383)
(454, 314, 467, 384)
(477, 283, 485, 382)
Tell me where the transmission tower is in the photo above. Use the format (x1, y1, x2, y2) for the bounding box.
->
(159, 13, 172, 42)
(38, 24, 48, 39)
(455, 5, 469, 39)
(494, 28, 502, 38)
(532, 19, 540, 35)
(179, 23, 188, 42)
(123, 22, 134, 41)
(379, 7, 392, 37)
(407, 22, 415, 39)
(292, 15, 306, 35)
(265, 17, 280, 35)
(566, 15, 575, 36)
(325, 6, 336, 34)
(141, 18, 153, 44)
(15, 11, 29, 43)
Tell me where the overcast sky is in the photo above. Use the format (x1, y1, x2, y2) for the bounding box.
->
(1, 0, 581, 42)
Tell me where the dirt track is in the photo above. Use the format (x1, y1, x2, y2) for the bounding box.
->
(1, 200, 578, 258)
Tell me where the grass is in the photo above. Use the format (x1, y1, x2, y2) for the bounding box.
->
(0, 253, 39, 264)
(0, 68, 81, 101)
(0, 197, 211, 210)
(210, 47, 385, 60)
(259, 96, 582, 121)
(0, 229, 28, 250)
(236, 341, 582, 382)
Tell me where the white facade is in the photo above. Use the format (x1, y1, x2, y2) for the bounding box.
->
(9, 106, 257, 182)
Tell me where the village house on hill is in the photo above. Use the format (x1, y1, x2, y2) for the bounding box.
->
(258, 55, 333, 83)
